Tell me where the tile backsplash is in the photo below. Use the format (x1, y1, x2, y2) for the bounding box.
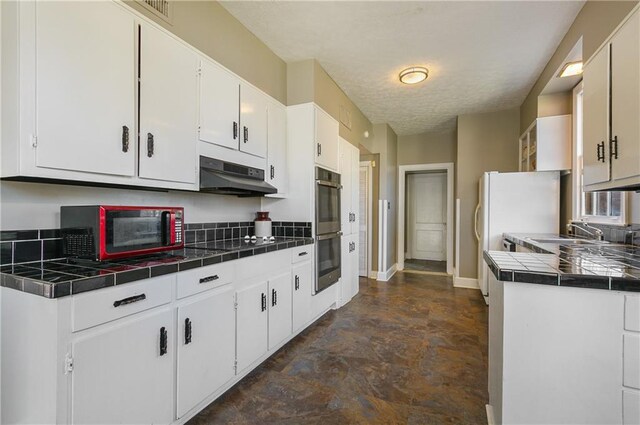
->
(1, 220, 312, 266)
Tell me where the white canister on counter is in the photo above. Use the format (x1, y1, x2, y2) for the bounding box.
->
(254, 211, 272, 237)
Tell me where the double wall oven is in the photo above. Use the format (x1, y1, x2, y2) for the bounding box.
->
(315, 167, 342, 293)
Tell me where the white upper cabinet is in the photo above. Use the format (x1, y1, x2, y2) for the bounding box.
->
(199, 60, 241, 151)
(139, 23, 198, 184)
(240, 83, 268, 158)
(315, 107, 340, 171)
(35, 1, 136, 177)
(266, 101, 288, 196)
(340, 138, 353, 235)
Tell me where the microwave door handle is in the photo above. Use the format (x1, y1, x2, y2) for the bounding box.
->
(161, 211, 174, 246)
(169, 212, 176, 245)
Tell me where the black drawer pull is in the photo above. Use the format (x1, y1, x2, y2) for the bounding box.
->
(261, 293, 267, 312)
(597, 141, 605, 163)
(113, 293, 146, 308)
(298, 252, 308, 257)
(610, 136, 618, 160)
(122, 125, 129, 152)
(233, 121, 238, 140)
(272, 288, 277, 307)
(199, 275, 219, 284)
(147, 133, 154, 157)
(159, 327, 168, 356)
(185, 318, 192, 345)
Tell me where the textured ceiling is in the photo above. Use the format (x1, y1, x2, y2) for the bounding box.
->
(221, 1, 584, 136)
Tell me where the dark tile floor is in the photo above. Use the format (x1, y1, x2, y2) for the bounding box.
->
(404, 259, 447, 273)
(188, 272, 489, 425)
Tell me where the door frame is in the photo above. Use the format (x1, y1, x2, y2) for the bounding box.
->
(359, 161, 373, 278)
(398, 163, 454, 275)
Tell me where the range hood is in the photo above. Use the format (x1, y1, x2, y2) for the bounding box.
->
(199, 156, 277, 197)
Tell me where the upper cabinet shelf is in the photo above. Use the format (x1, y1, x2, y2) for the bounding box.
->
(519, 115, 571, 172)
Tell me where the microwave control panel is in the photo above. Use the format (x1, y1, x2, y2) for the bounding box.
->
(174, 210, 183, 244)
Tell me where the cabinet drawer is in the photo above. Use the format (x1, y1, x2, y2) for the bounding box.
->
(626, 296, 640, 332)
(624, 390, 640, 425)
(73, 276, 173, 332)
(177, 261, 234, 299)
(291, 245, 313, 264)
(624, 333, 640, 389)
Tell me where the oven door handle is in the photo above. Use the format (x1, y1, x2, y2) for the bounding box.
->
(316, 180, 342, 190)
(316, 232, 342, 241)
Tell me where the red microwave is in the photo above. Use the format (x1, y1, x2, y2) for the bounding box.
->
(61, 205, 184, 261)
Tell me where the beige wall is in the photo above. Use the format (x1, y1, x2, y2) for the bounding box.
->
(537, 93, 572, 119)
(520, 0, 637, 132)
(398, 129, 457, 166)
(125, 0, 287, 104)
(457, 108, 520, 279)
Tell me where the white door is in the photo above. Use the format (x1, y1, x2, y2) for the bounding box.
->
(35, 1, 136, 177)
(358, 165, 369, 277)
(240, 83, 268, 158)
(176, 286, 235, 419)
(139, 23, 198, 184)
(583, 45, 610, 186)
(340, 139, 352, 234)
(292, 262, 312, 332)
(351, 144, 360, 235)
(267, 102, 288, 195)
(235, 280, 268, 373)
(314, 107, 339, 171)
(199, 59, 241, 151)
(407, 173, 447, 261)
(611, 11, 640, 181)
(340, 234, 353, 305)
(71, 308, 174, 424)
(268, 271, 293, 350)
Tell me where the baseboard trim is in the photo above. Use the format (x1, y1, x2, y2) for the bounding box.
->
(453, 276, 479, 289)
(486, 404, 495, 425)
(368, 271, 378, 280)
(376, 263, 397, 281)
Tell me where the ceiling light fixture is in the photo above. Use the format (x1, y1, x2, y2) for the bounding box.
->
(558, 61, 583, 78)
(399, 67, 428, 85)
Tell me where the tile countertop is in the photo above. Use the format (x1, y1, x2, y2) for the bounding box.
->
(0, 237, 314, 299)
(483, 233, 640, 292)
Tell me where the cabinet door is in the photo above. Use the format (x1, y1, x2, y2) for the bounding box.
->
(236, 280, 268, 373)
(267, 102, 288, 195)
(292, 262, 313, 332)
(583, 45, 611, 186)
(351, 144, 361, 235)
(199, 60, 241, 150)
(177, 286, 235, 419)
(350, 234, 360, 298)
(268, 271, 293, 350)
(340, 235, 353, 305)
(611, 11, 640, 181)
(315, 107, 339, 171)
(35, 1, 135, 176)
(139, 23, 198, 184)
(71, 308, 174, 424)
(340, 139, 352, 235)
(240, 83, 268, 158)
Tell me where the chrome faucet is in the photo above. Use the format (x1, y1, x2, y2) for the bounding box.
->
(566, 222, 604, 241)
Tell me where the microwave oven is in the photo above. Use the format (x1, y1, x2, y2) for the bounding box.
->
(61, 205, 184, 260)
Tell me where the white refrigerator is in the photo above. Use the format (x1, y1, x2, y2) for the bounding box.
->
(475, 171, 560, 303)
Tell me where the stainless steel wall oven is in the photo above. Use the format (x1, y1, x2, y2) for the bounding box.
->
(315, 167, 342, 293)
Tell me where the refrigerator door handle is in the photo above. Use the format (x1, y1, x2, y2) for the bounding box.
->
(474, 203, 481, 242)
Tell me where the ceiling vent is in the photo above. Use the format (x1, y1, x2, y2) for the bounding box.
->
(138, 0, 172, 23)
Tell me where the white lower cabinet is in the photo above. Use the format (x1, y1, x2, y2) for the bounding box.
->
(71, 307, 174, 425)
(292, 261, 313, 332)
(236, 280, 269, 373)
(340, 233, 359, 305)
(176, 286, 236, 419)
(268, 271, 293, 350)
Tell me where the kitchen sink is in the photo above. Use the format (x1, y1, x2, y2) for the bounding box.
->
(529, 238, 605, 245)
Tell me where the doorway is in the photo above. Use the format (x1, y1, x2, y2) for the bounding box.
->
(358, 161, 373, 277)
(405, 172, 447, 273)
(398, 163, 454, 275)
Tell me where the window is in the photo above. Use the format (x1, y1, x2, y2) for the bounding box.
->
(572, 82, 626, 224)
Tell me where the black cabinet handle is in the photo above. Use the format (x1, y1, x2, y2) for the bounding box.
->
(147, 133, 154, 158)
(270, 165, 275, 180)
(271, 288, 277, 307)
(261, 293, 267, 312)
(610, 136, 618, 160)
(597, 141, 605, 163)
(233, 122, 238, 140)
(244, 126, 248, 143)
(295, 275, 300, 290)
(113, 293, 146, 308)
(184, 318, 192, 345)
(159, 327, 168, 356)
(298, 251, 308, 257)
(122, 125, 129, 153)
(317, 143, 322, 156)
(199, 275, 219, 284)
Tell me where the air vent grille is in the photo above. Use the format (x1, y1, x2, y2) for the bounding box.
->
(138, 0, 172, 22)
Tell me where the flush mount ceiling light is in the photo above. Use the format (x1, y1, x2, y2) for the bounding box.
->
(399, 67, 428, 85)
(558, 61, 583, 78)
